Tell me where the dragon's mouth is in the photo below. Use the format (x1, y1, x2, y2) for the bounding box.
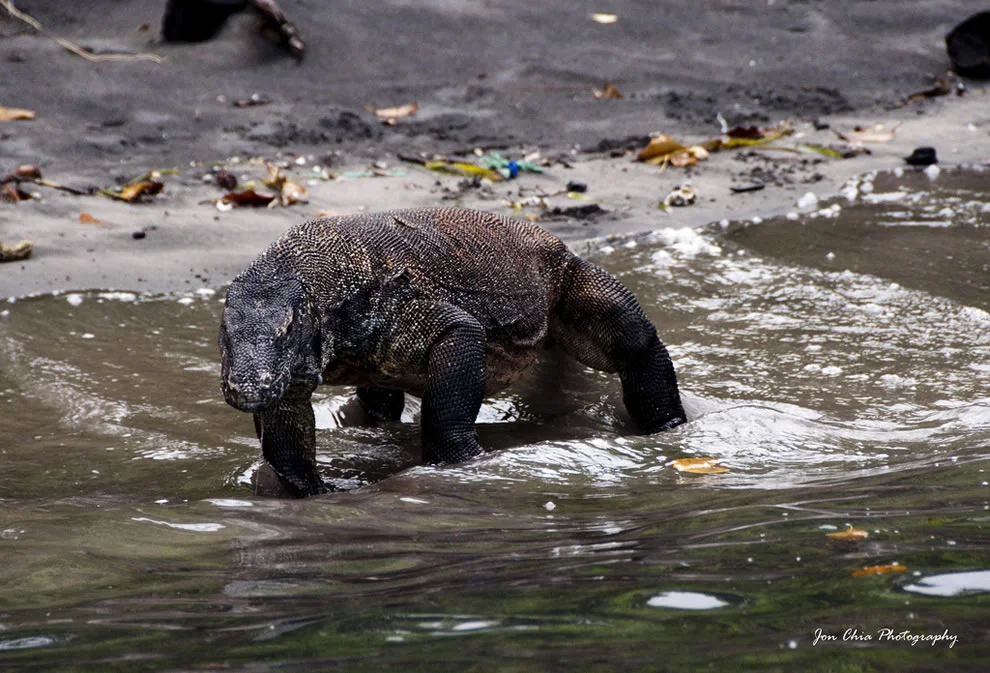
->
(222, 373, 290, 413)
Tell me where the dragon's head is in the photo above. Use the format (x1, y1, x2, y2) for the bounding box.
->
(218, 275, 321, 412)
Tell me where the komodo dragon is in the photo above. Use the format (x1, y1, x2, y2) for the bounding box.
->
(219, 208, 685, 496)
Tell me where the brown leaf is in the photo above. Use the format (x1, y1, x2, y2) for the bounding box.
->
(0, 106, 36, 122)
(0, 184, 33, 203)
(826, 526, 869, 541)
(0, 240, 33, 262)
(593, 82, 624, 100)
(117, 180, 164, 203)
(637, 134, 686, 163)
(726, 125, 766, 140)
(14, 164, 42, 180)
(78, 212, 104, 225)
(368, 102, 419, 121)
(672, 457, 729, 474)
(852, 563, 907, 577)
(220, 189, 277, 208)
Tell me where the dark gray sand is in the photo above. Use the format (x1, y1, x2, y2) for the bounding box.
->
(1, 0, 988, 295)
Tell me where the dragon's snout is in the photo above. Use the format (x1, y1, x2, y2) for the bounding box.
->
(221, 369, 284, 413)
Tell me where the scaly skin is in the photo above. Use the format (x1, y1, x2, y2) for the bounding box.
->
(219, 208, 686, 496)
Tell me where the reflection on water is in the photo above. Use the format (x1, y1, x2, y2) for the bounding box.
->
(903, 570, 990, 598)
(0, 169, 989, 671)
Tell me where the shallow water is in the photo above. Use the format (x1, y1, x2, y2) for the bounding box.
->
(1, 169, 988, 672)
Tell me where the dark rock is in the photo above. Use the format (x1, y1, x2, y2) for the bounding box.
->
(566, 180, 587, 193)
(162, 0, 248, 43)
(904, 147, 938, 166)
(132, 231, 147, 240)
(590, 135, 651, 154)
(946, 11, 990, 79)
(544, 204, 605, 220)
(730, 182, 766, 194)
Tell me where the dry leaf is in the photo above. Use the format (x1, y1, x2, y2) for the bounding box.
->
(705, 123, 792, 151)
(78, 212, 104, 225)
(265, 162, 287, 189)
(672, 457, 729, 474)
(638, 134, 686, 163)
(117, 180, 164, 203)
(834, 122, 902, 144)
(220, 189, 277, 208)
(0, 240, 33, 262)
(590, 13, 618, 24)
(0, 184, 31, 203)
(669, 151, 697, 168)
(425, 160, 503, 182)
(593, 82, 624, 99)
(0, 106, 36, 122)
(13, 164, 42, 180)
(369, 102, 419, 121)
(852, 563, 907, 577)
(826, 526, 869, 541)
(280, 180, 307, 206)
(686, 145, 710, 160)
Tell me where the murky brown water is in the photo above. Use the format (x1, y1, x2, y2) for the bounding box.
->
(1, 169, 988, 672)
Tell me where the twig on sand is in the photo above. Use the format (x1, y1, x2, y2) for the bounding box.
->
(1, 0, 164, 64)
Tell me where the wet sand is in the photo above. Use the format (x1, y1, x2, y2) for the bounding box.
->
(1, 0, 988, 296)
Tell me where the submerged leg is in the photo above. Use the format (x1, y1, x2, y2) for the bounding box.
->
(253, 387, 327, 497)
(551, 258, 686, 432)
(356, 386, 405, 422)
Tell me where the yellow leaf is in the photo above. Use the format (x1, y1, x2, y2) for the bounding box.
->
(425, 161, 502, 182)
(0, 106, 36, 122)
(590, 13, 618, 24)
(852, 563, 906, 577)
(638, 135, 686, 163)
(672, 457, 729, 474)
(826, 526, 869, 541)
(117, 180, 163, 202)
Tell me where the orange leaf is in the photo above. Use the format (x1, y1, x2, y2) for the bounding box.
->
(852, 563, 906, 577)
(0, 106, 36, 122)
(826, 526, 869, 541)
(672, 457, 730, 474)
(593, 82, 623, 100)
(78, 212, 103, 225)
